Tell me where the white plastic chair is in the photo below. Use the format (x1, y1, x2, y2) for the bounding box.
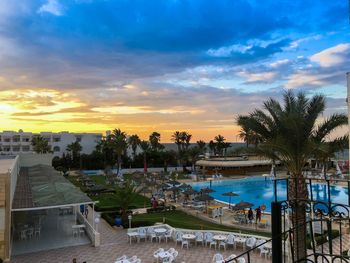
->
(116, 255, 127, 261)
(218, 240, 226, 251)
(205, 235, 216, 249)
(153, 248, 164, 262)
(164, 230, 173, 243)
(226, 234, 236, 249)
(181, 239, 189, 249)
(175, 232, 183, 246)
(212, 253, 224, 263)
(171, 250, 178, 260)
(246, 237, 256, 250)
(138, 228, 147, 242)
(148, 229, 157, 242)
(204, 232, 213, 246)
(237, 257, 246, 263)
(259, 246, 270, 259)
(162, 255, 174, 263)
(195, 232, 204, 246)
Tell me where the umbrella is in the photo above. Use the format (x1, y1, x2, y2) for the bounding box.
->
(167, 180, 181, 185)
(200, 187, 216, 194)
(182, 189, 198, 195)
(179, 183, 191, 190)
(232, 201, 254, 211)
(222, 191, 239, 208)
(194, 194, 214, 202)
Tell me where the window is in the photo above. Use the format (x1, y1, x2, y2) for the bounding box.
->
(53, 137, 61, 142)
(12, 146, 20, 152)
(22, 137, 30, 142)
(53, 146, 60, 152)
(4, 138, 10, 142)
(22, 146, 30, 152)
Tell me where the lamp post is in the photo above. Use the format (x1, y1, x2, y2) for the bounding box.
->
(94, 216, 100, 232)
(128, 214, 132, 229)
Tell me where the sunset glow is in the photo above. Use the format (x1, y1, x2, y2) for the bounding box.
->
(0, 1, 348, 142)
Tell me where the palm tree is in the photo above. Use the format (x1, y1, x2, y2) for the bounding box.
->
(149, 132, 163, 150)
(115, 180, 141, 225)
(196, 140, 206, 154)
(208, 140, 216, 155)
(112, 129, 128, 175)
(31, 136, 51, 154)
(214, 134, 226, 155)
(140, 140, 150, 172)
(171, 131, 182, 152)
(128, 134, 141, 160)
(66, 141, 82, 168)
(237, 90, 348, 261)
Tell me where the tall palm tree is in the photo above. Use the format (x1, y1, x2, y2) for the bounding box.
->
(214, 134, 226, 155)
(196, 140, 206, 154)
(171, 131, 182, 152)
(149, 132, 163, 150)
(140, 140, 150, 172)
(237, 90, 348, 261)
(31, 136, 51, 154)
(112, 129, 128, 175)
(66, 141, 82, 168)
(128, 134, 141, 160)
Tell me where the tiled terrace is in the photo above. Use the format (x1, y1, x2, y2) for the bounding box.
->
(10, 216, 272, 263)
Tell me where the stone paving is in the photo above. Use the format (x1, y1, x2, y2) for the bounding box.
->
(10, 216, 272, 263)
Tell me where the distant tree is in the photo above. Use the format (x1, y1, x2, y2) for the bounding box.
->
(112, 129, 128, 175)
(128, 134, 141, 160)
(196, 140, 206, 154)
(149, 132, 164, 150)
(214, 134, 226, 155)
(140, 140, 150, 172)
(31, 136, 51, 154)
(66, 140, 82, 168)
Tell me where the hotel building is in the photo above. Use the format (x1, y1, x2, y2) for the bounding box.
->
(0, 130, 102, 157)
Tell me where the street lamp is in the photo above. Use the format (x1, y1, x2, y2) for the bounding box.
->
(128, 214, 132, 229)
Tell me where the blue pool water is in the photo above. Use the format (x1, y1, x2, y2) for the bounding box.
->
(190, 177, 349, 212)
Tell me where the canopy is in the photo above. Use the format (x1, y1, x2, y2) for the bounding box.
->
(12, 164, 93, 211)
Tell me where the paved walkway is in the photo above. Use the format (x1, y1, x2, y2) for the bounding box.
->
(10, 215, 272, 263)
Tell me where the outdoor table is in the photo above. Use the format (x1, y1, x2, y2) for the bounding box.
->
(213, 234, 227, 249)
(127, 232, 139, 244)
(182, 234, 196, 246)
(158, 251, 172, 261)
(115, 260, 130, 263)
(235, 237, 247, 250)
(154, 228, 167, 242)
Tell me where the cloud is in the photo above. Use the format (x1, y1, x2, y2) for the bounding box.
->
(37, 0, 63, 16)
(310, 43, 350, 67)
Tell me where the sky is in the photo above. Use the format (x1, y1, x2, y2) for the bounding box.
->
(0, 0, 349, 142)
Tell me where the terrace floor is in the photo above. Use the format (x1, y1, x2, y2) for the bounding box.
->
(10, 214, 272, 263)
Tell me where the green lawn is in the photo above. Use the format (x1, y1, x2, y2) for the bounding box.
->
(67, 175, 149, 209)
(133, 210, 271, 237)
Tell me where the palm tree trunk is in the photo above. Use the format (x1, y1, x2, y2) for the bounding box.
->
(143, 153, 148, 172)
(288, 176, 308, 262)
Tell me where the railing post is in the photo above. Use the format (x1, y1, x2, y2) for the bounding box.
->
(272, 201, 282, 263)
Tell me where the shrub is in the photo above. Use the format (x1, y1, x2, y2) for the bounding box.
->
(146, 205, 176, 213)
(306, 230, 340, 249)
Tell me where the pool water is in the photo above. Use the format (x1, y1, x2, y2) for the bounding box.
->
(190, 177, 349, 212)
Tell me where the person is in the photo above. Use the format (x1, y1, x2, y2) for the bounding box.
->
(255, 206, 262, 223)
(247, 208, 254, 222)
(84, 204, 89, 218)
(80, 204, 85, 215)
(72, 259, 77, 263)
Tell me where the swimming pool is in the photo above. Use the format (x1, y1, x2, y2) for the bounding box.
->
(190, 177, 349, 212)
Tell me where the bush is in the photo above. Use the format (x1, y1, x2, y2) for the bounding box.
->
(306, 230, 340, 249)
(146, 205, 176, 214)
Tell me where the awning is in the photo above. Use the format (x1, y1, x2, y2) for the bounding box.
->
(12, 164, 93, 211)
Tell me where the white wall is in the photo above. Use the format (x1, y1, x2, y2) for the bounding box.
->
(19, 153, 53, 167)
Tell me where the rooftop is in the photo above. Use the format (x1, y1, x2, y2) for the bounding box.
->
(12, 164, 93, 210)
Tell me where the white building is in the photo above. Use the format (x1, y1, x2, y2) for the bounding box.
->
(0, 130, 102, 157)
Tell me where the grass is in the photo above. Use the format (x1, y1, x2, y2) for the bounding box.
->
(133, 210, 271, 237)
(67, 175, 149, 209)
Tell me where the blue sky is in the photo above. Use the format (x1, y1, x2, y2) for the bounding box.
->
(0, 0, 349, 141)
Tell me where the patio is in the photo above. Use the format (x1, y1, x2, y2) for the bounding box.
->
(10, 215, 273, 263)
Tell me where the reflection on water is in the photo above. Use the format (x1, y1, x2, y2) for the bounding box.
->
(190, 177, 348, 212)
